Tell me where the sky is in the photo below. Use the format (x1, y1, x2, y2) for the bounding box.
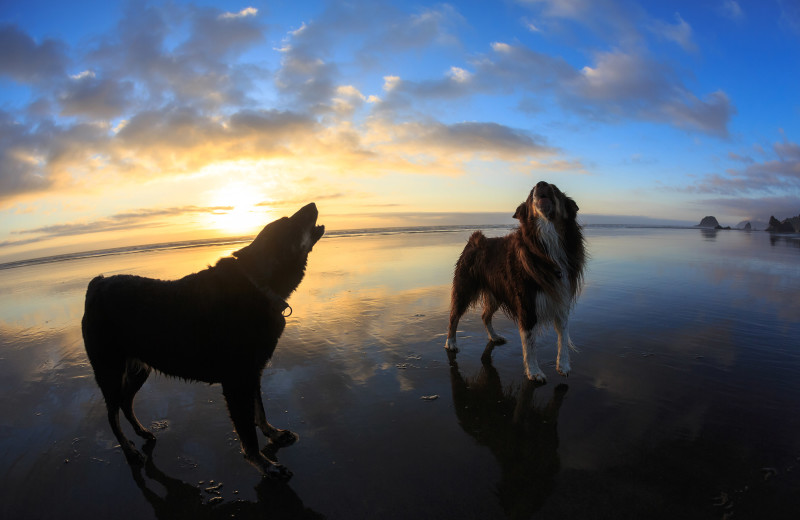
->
(1, 0, 799, 261)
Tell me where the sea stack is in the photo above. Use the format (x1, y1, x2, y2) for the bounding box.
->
(697, 216, 721, 228)
(766, 216, 797, 233)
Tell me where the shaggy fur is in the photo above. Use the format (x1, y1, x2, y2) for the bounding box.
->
(82, 203, 324, 479)
(444, 182, 586, 382)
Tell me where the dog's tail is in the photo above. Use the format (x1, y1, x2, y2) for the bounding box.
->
(84, 275, 106, 309)
(467, 231, 487, 249)
(82, 275, 107, 346)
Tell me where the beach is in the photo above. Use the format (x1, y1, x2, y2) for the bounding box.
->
(1, 225, 799, 519)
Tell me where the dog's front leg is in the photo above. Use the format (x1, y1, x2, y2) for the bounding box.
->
(254, 391, 299, 447)
(223, 383, 292, 480)
(520, 328, 546, 383)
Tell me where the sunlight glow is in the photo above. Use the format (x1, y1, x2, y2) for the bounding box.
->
(207, 182, 270, 236)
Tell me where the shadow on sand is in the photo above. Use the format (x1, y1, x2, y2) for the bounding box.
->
(129, 441, 324, 520)
(447, 343, 568, 519)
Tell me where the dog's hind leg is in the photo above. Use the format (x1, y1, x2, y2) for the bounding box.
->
(91, 356, 145, 464)
(254, 390, 298, 447)
(121, 359, 155, 440)
(519, 327, 546, 384)
(223, 382, 292, 480)
(481, 293, 506, 345)
(445, 279, 478, 353)
(554, 317, 575, 377)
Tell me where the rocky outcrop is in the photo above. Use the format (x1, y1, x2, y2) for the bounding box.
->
(743, 222, 752, 231)
(696, 216, 731, 230)
(766, 215, 799, 233)
(697, 216, 721, 228)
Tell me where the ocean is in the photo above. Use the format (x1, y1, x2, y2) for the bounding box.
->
(1, 225, 799, 519)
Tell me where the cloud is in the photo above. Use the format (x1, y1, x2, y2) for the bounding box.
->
(256, 192, 348, 208)
(274, 1, 463, 112)
(372, 39, 733, 136)
(472, 44, 733, 135)
(369, 119, 555, 164)
(0, 110, 113, 203)
(512, 2, 733, 134)
(0, 111, 54, 199)
(0, 24, 68, 84)
(649, 13, 697, 53)
(696, 196, 799, 222)
(109, 107, 321, 175)
(728, 151, 754, 164)
(688, 136, 800, 196)
(520, 0, 643, 46)
(1, 205, 234, 249)
(86, 2, 265, 112)
(0, 0, 741, 228)
(375, 4, 464, 49)
(721, 1, 744, 21)
(58, 74, 134, 119)
(219, 7, 258, 20)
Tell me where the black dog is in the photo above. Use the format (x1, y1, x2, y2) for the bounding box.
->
(445, 182, 586, 382)
(82, 203, 324, 479)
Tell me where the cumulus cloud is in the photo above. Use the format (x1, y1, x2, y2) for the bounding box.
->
(87, 2, 265, 112)
(512, 0, 733, 134)
(472, 44, 733, 135)
(0, 110, 114, 203)
(367, 119, 555, 166)
(59, 75, 134, 119)
(219, 7, 258, 20)
(273, 1, 463, 114)
(0, 0, 738, 220)
(0, 24, 68, 83)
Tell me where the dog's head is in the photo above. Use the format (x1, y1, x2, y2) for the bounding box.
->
(233, 203, 325, 295)
(513, 181, 579, 224)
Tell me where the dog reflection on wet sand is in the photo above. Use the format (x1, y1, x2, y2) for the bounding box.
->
(129, 441, 323, 520)
(447, 345, 568, 519)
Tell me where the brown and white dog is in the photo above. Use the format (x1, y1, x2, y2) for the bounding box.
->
(444, 182, 586, 382)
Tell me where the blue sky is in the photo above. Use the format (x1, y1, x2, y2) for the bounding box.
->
(1, 0, 799, 259)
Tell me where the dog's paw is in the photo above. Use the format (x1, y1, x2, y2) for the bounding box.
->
(488, 334, 506, 345)
(526, 369, 547, 384)
(444, 338, 459, 353)
(269, 429, 299, 447)
(556, 361, 571, 377)
(137, 429, 156, 441)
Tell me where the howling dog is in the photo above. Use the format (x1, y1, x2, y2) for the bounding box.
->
(82, 203, 324, 479)
(444, 182, 586, 383)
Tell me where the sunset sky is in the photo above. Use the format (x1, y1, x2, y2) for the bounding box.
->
(1, 0, 799, 261)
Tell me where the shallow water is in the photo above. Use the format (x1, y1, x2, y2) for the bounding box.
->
(1, 227, 799, 519)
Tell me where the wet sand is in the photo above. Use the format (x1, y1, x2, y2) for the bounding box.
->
(1, 227, 799, 519)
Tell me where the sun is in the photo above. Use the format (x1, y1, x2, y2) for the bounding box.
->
(207, 182, 269, 236)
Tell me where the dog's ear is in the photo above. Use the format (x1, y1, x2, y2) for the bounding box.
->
(566, 197, 579, 217)
(513, 202, 528, 221)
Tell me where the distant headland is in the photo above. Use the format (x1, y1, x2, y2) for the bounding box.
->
(696, 214, 800, 232)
